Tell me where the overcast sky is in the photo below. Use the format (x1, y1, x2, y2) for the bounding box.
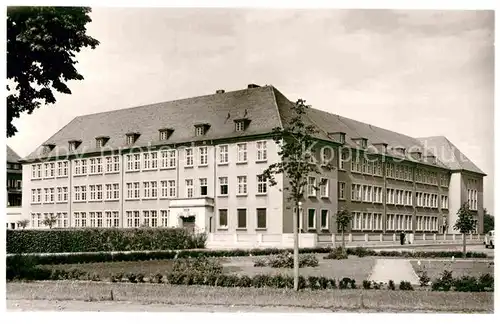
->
(6, 8, 494, 210)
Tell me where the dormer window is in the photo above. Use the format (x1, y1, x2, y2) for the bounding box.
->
(159, 128, 174, 141)
(126, 132, 140, 145)
(95, 136, 109, 148)
(194, 123, 210, 136)
(42, 144, 56, 154)
(394, 146, 406, 155)
(327, 132, 345, 144)
(234, 118, 250, 132)
(68, 140, 82, 151)
(373, 143, 388, 154)
(353, 137, 368, 148)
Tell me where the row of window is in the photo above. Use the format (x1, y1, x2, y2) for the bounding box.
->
(415, 169, 439, 186)
(31, 187, 69, 204)
(31, 212, 69, 228)
(349, 184, 384, 203)
(415, 216, 440, 231)
(351, 212, 384, 230)
(31, 161, 69, 179)
(7, 179, 22, 189)
(385, 163, 413, 181)
(290, 208, 332, 230)
(218, 208, 269, 229)
(386, 189, 413, 205)
(351, 213, 441, 231)
(345, 156, 384, 176)
(124, 142, 268, 172)
(306, 177, 330, 198)
(74, 156, 120, 175)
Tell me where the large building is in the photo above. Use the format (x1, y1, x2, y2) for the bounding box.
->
(7, 145, 23, 229)
(20, 84, 485, 247)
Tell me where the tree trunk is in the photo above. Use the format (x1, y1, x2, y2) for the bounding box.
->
(341, 228, 345, 252)
(462, 232, 467, 259)
(293, 201, 300, 291)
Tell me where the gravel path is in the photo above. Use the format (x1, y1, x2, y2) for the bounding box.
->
(368, 259, 420, 285)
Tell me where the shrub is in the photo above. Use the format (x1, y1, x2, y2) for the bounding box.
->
(6, 228, 206, 253)
(399, 281, 414, 291)
(127, 273, 138, 283)
(350, 247, 376, 258)
(372, 281, 383, 290)
(111, 272, 124, 283)
(323, 247, 348, 260)
(453, 276, 480, 292)
(478, 273, 494, 291)
(431, 270, 454, 291)
(172, 257, 223, 275)
(256, 252, 319, 268)
(339, 277, 355, 289)
(150, 273, 163, 284)
(418, 271, 431, 287)
(362, 280, 372, 289)
(388, 280, 396, 290)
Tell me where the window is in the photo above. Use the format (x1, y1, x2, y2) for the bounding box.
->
(237, 143, 247, 163)
(256, 141, 267, 162)
(351, 212, 361, 230)
(89, 158, 97, 174)
(235, 120, 245, 132)
(159, 130, 169, 141)
(386, 188, 394, 204)
(219, 209, 228, 228)
(96, 184, 103, 200)
(218, 145, 228, 164)
(151, 210, 158, 227)
(257, 208, 267, 229)
(126, 182, 140, 199)
(126, 211, 133, 227)
(362, 185, 372, 202)
(257, 175, 267, 194)
(185, 148, 194, 167)
(160, 149, 176, 169)
(105, 211, 112, 228)
(160, 180, 176, 198)
(237, 209, 247, 229)
(320, 178, 329, 198)
(56, 161, 68, 177)
(143, 181, 158, 199)
(106, 184, 113, 200)
(195, 125, 206, 136)
(308, 209, 316, 229)
(160, 210, 169, 227)
(31, 189, 36, 203)
(338, 182, 346, 200)
(126, 154, 140, 171)
(441, 195, 449, 209)
(373, 213, 382, 230)
(373, 187, 383, 203)
(73, 212, 81, 228)
(200, 178, 208, 196)
(186, 179, 194, 198)
(386, 214, 395, 231)
(199, 147, 208, 166)
(89, 185, 96, 201)
(236, 176, 247, 195)
(307, 177, 316, 197)
(219, 177, 228, 196)
(339, 150, 348, 170)
(143, 211, 151, 227)
(143, 152, 158, 170)
(133, 211, 140, 227)
(320, 210, 329, 229)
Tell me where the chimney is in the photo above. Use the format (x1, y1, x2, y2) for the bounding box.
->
(409, 151, 422, 161)
(247, 84, 260, 89)
(216, 89, 225, 94)
(393, 146, 406, 156)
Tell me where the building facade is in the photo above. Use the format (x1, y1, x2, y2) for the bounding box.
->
(20, 85, 485, 247)
(7, 145, 23, 229)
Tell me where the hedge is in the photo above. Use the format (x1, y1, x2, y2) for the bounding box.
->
(7, 246, 490, 266)
(6, 228, 207, 253)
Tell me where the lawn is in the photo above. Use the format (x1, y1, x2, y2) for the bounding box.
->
(42, 254, 376, 283)
(7, 281, 494, 313)
(411, 260, 494, 280)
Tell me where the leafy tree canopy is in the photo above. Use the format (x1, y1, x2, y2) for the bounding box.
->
(453, 203, 476, 234)
(7, 6, 99, 137)
(483, 208, 494, 233)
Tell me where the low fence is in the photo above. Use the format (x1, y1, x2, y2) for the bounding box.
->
(207, 232, 484, 249)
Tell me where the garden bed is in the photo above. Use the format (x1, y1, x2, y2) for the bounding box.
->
(411, 260, 494, 280)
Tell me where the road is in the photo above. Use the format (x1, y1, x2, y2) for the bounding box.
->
(5, 299, 462, 313)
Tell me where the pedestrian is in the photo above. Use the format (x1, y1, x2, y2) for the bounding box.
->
(400, 231, 405, 245)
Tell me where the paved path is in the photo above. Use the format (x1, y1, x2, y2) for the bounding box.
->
(368, 258, 420, 285)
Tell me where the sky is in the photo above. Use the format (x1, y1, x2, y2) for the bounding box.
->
(5, 8, 494, 211)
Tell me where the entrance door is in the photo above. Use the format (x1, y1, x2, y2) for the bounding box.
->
(182, 216, 196, 234)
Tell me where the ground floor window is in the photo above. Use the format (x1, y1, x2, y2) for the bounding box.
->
(256, 208, 266, 229)
(320, 210, 329, 229)
(237, 209, 247, 229)
(307, 209, 316, 229)
(218, 209, 228, 228)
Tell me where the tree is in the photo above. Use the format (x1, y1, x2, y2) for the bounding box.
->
(453, 203, 476, 258)
(17, 219, 29, 229)
(7, 6, 99, 137)
(336, 208, 352, 252)
(483, 209, 494, 233)
(261, 98, 333, 291)
(42, 214, 58, 229)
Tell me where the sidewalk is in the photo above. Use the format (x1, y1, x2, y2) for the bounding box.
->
(368, 259, 420, 285)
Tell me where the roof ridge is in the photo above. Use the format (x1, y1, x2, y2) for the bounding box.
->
(69, 86, 273, 120)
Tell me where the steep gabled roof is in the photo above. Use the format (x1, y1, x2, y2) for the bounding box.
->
(6, 145, 21, 163)
(418, 136, 486, 175)
(25, 86, 283, 160)
(22, 84, 484, 177)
